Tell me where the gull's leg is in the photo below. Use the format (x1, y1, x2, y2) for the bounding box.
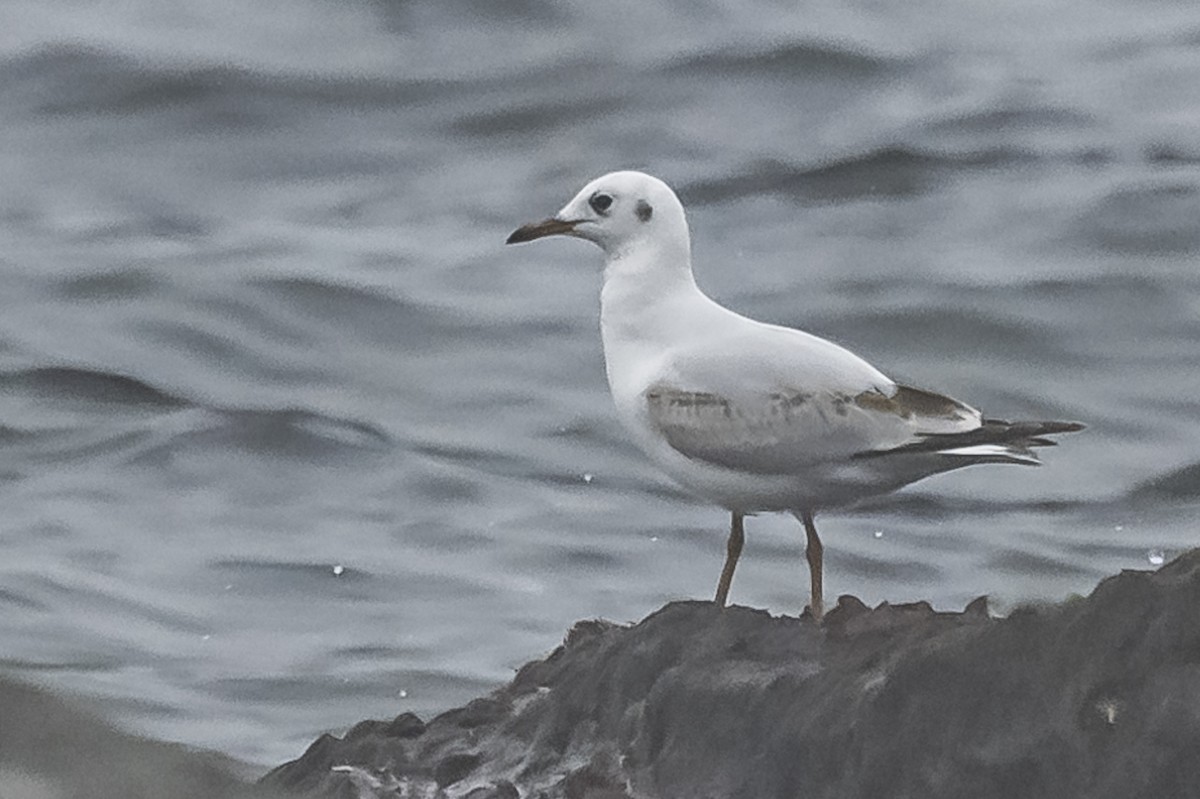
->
(800, 510, 824, 621)
(714, 512, 745, 607)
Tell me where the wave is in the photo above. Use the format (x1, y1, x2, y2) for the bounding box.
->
(0, 44, 448, 120)
(807, 306, 1083, 367)
(1128, 462, 1200, 504)
(851, 492, 1092, 517)
(664, 38, 901, 79)
(448, 94, 625, 139)
(0, 366, 188, 408)
(921, 105, 1097, 138)
(123, 407, 391, 467)
(1071, 181, 1200, 255)
(682, 145, 1031, 205)
(1145, 143, 1200, 165)
(985, 547, 1098, 578)
(251, 277, 482, 348)
(0, 365, 390, 467)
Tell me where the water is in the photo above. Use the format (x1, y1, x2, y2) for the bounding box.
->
(1, 0, 1198, 768)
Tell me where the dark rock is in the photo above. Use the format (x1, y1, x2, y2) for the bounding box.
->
(434, 752, 482, 787)
(463, 779, 519, 799)
(436, 697, 511, 729)
(562, 754, 632, 799)
(383, 712, 425, 739)
(263, 549, 1200, 799)
(267, 735, 341, 795)
(564, 619, 620, 648)
(964, 594, 990, 617)
(344, 720, 390, 741)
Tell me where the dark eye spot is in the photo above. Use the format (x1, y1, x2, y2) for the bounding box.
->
(636, 200, 653, 222)
(589, 192, 613, 215)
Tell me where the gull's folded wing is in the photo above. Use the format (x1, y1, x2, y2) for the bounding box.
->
(645, 383, 982, 474)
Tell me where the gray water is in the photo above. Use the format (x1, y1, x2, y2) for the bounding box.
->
(1, 0, 1198, 767)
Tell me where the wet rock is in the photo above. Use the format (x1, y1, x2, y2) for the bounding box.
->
(462, 781, 518, 799)
(434, 752, 482, 788)
(383, 713, 426, 739)
(263, 549, 1200, 799)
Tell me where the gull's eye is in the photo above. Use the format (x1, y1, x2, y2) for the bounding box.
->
(589, 192, 614, 215)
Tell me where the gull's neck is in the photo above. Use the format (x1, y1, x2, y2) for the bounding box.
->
(599, 229, 719, 353)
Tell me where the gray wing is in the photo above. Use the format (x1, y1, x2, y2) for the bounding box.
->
(644, 383, 981, 474)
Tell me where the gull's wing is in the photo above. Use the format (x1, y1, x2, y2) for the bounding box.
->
(646, 383, 982, 473)
(642, 325, 981, 474)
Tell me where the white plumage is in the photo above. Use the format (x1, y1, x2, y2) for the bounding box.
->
(508, 170, 1082, 619)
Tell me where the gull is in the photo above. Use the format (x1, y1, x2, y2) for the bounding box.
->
(506, 170, 1082, 620)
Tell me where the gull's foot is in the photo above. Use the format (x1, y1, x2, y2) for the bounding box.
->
(800, 603, 825, 623)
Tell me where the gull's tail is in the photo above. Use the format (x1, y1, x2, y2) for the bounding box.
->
(865, 419, 1086, 466)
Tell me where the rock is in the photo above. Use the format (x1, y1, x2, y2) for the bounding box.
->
(383, 713, 426, 739)
(462, 780, 518, 799)
(262, 550, 1200, 799)
(434, 753, 482, 788)
(0, 677, 278, 799)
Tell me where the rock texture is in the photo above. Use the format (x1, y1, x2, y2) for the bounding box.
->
(262, 549, 1200, 799)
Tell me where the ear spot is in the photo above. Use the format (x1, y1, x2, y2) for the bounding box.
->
(635, 200, 653, 222)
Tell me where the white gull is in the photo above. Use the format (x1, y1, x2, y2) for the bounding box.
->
(507, 170, 1082, 620)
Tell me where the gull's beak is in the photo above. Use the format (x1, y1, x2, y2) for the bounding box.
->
(505, 217, 579, 245)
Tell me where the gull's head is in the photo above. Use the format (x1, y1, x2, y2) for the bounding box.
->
(506, 170, 688, 259)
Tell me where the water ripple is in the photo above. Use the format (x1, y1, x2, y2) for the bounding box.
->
(0, 367, 188, 408)
(684, 146, 1033, 205)
(664, 38, 901, 78)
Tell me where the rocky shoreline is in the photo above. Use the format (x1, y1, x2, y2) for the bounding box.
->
(4, 551, 1200, 799)
(262, 549, 1200, 799)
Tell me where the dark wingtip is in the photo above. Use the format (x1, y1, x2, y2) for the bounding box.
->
(984, 419, 1086, 436)
(859, 417, 1085, 459)
(1005, 420, 1086, 449)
